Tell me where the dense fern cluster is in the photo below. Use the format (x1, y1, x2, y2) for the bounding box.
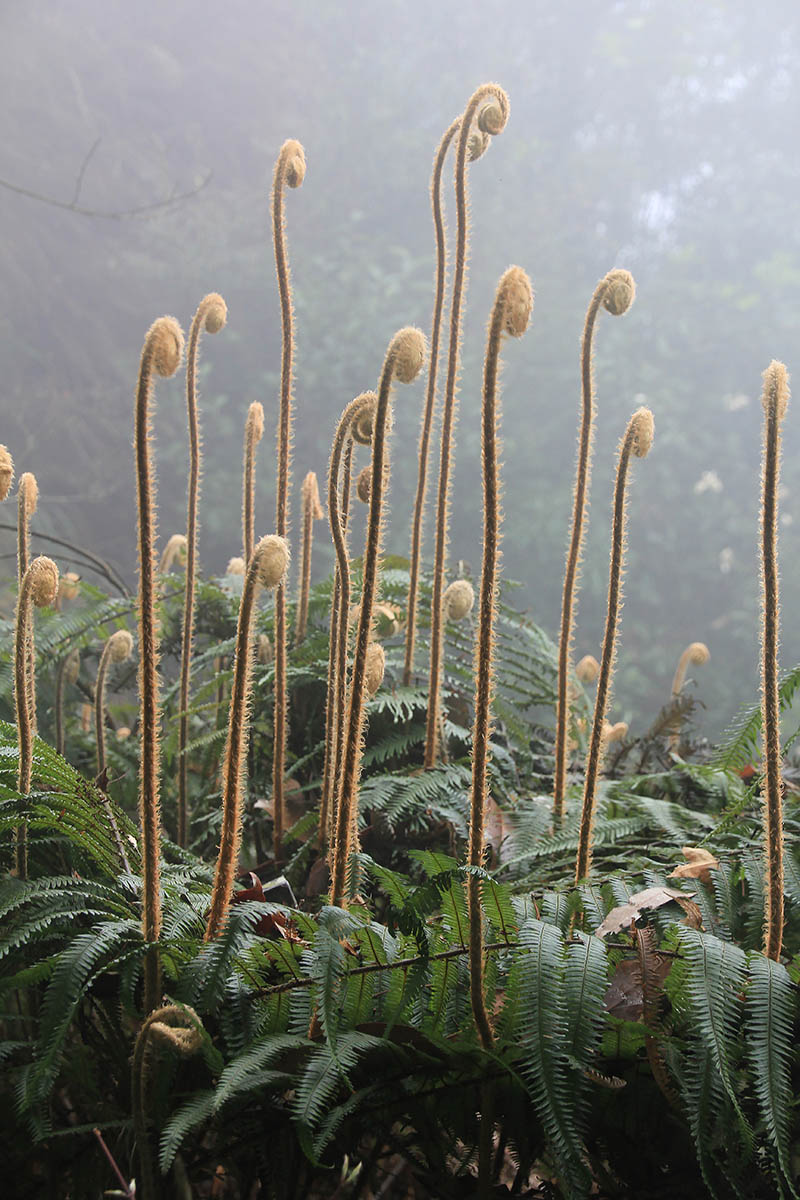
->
(1, 82, 799, 1200)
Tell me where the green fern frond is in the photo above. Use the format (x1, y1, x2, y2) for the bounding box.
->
(745, 952, 798, 1196)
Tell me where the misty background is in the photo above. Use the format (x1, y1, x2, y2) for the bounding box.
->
(1, 0, 798, 740)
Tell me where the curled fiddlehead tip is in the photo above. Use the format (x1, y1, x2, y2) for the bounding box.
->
(19, 472, 38, 518)
(58, 572, 81, 603)
(226, 556, 245, 576)
(602, 268, 636, 317)
(254, 534, 290, 589)
(28, 556, 59, 607)
(631, 406, 655, 458)
(443, 578, 474, 622)
(576, 654, 601, 684)
(0, 445, 14, 501)
(201, 292, 227, 334)
(686, 641, 710, 667)
(391, 327, 427, 384)
(280, 139, 306, 189)
(356, 465, 371, 504)
(302, 471, 324, 519)
(148, 315, 185, 377)
(365, 641, 386, 697)
(108, 629, 134, 664)
(467, 130, 491, 162)
(603, 720, 628, 744)
(351, 391, 378, 445)
(498, 266, 534, 337)
(476, 85, 510, 136)
(159, 532, 187, 573)
(762, 359, 790, 420)
(247, 401, 265, 443)
(116, 726, 131, 741)
(257, 634, 273, 665)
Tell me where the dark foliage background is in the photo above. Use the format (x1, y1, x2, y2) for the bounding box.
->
(1, 0, 799, 736)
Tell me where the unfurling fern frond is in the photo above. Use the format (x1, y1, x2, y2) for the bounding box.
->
(745, 952, 798, 1197)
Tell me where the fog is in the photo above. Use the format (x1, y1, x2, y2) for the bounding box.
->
(1, 0, 799, 736)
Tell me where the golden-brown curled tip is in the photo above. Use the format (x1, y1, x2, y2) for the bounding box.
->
(498, 266, 533, 338)
(247, 401, 265, 443)
(226, 556, 245, 576)
(467, 129, 491, 162)
(602, 269, 636, 316)
(351, 392, 378, 445)
(686, 641, 710, 666)
(201, 292, 228, 334)
(116, 726, 131, 741)
(576, 654, 601, 685)
(27, 556, 59, 608)
(64, 648, 81, 685)
(254, 535, 290, 589)
(443, 579, 475, 622)
(149, 316, 185, 377)
(302, 471, 324, 519)
(365, 641, 386, 697)
(631, 407, 655, 458)
(257, 634, 273, 665)
(0, 445, 14, 502)
(58, 572, 81, 604)
(160, 533, 187, 572)
(762, 360, 790, 421)
(280, 139, 306, 189)
(603, 721, 628, 744)
(108, 629, 134, 664)
(391, 327, 427, 384)
(476, 85, 510, 136)
(356, 466, 371, 504)
(19, 472, 38, 518)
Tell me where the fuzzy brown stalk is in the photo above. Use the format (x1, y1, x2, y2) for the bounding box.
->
(295, 470, 323, 644)
(760, 361, 789, 961)
(95, 630, 133, 777)
(403, 117, 460, 687)
(319, 394, 374, 851)
(14, 557, 59, 876)
(17, 472, 39, 736)
(132, 1004, 203, 1200)
(55, 647, 79, 757)
(331, 329, 425, 907)
(271, 138, 306, 860)
(242, 401, 265, 565)
(553, 269, 636, 824)
(424, 84, 509, 768)
(134, 315, 185, 1013)
(177, 293, 227, 848)
(574, 407, 653, 883)
(205, 536, 288, 940)
(468, 267, 532, 1050)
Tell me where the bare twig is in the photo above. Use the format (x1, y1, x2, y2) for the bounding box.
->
(0, 523, 130, 595)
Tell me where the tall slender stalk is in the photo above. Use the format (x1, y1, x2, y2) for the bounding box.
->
(553, 269, 636, 823)
(319, 392, 375, 851)
(14, 556, 59, 877)
(95, 630, 133, 777)
(242, 401, 265, 565)
(271, 138, 306, 860)
(331, 328, 425, 907)
(134, 315, 185, 1013)
(295, 470, 323, 644)
(177, 292, 227, 848)
(468, 267, 533, 1050)
(574, 407, 654, 883)
(205, 536, 289, 941)
(424, 84, 509, 768)
(17, 472, 39, 736)
(759, 360, 789, 961)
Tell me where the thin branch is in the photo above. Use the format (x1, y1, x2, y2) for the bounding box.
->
(0, 523, 130, 595)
